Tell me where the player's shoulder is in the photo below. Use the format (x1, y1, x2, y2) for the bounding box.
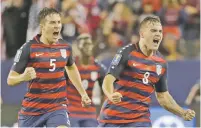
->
(156, 51, 166, 61)
(94, 59, 107, 71)
(154, 51, 167, 65)
(19, 39, 35, 50)
(58, 39, 71, 46)
(14, 40, 34, 59)
(117, 43, 135, 55)
(58, 39, 73, 51)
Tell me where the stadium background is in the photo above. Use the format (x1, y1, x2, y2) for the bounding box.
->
(1, 0, 200, 127)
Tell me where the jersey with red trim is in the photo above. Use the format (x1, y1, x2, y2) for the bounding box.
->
(66, 59, 106, 119)
(98, 43, 168, 124)
(11, 34, 74, 115)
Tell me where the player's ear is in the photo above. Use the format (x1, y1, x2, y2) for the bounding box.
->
(39, 19, 45, 30)
(40, 23, 43, 30)
(139, 30, 144, 38)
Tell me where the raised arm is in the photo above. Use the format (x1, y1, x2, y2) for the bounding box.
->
(7, 43, 36, 86)
(65, 63, 88, 97)
(155, 64, 195, 121)
(7, 68, 36, 86)
(65, 46, 91, 107)
(102, 47, 131, 103)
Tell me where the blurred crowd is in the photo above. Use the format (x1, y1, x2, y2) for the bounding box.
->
(1, 0, 200, 62)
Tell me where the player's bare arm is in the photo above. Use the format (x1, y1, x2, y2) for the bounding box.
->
(102, 45, 132, 104)
(102, 74, 122, 104)
(7, 67, 36, 86)
(65, 63, 91, 107)
(185, 83, 200, 105)
(7, 40, 32, 86)
(156, 91, 195, 121)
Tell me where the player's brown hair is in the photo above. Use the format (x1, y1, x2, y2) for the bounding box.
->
(139, 15, 161, 30)
(38, 7, 61, 24)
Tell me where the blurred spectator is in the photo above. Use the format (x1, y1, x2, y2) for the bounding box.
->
(61, 0, 88, 44)
(96, 32, 122, 67)
(26, 0, 59, 41)
(132, 2, 155, 45)
(138, 3, 155, 23)
(158, 0, 186, 39)
(1, 0, 12, 13)
(103, 2, 134, 43)
(1, 0, 200, 60)
(185, 80, 200, 127)
(125, 0, 142, 15)
(97, 0, 109, 11)
(80, 0, 102, 39)
(26, 0, 41, 41)
(2, 0, 31, 58)
(131, 34, 139, 44)
(181, 0, 200, 58)
(142, 0, 162, 13)
(163, 34, 183, 61)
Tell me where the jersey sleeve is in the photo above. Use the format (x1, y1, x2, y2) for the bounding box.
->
(155, 63, 168, 92)
(95, 59, 107, 87)
(66, 45, 74, 66)
(11, 43, 30, 74)
(108, 48, 130, 79)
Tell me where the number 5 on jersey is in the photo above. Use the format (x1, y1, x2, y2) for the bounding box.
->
(49, 59, 56, 71)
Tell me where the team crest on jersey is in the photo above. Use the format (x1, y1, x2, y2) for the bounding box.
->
(91, 71, 98, 81)
(111, 54, 122, 66)
(60, 49, 67, 58)
(156, 64, 162, 75)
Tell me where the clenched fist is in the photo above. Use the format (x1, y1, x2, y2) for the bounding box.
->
(22, 67, 36, 81)
(81, 95, 91, 107)
(108, 92, 122, 104)
(182, 109, 196, 121)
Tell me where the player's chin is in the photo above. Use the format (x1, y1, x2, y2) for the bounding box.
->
(150, 46, 159, 51)
(52, 38, 59, 43)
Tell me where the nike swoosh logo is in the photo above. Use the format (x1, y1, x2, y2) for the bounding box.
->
(133, 63, 138, 67)
(36, 53, 44, 56)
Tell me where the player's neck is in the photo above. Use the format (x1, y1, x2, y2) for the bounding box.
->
(40, 35, 55, 45)
(139, 40, 153, 57)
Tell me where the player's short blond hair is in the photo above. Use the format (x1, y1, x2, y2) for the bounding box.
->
(139, 15, 161, 30)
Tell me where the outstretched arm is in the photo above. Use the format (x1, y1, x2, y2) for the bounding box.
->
(65, 63, 88, 97)
(155, 63, 195, 121)
(156, 92, 182, 115)
(65, 45, 91, 107)
(7, 43, 34, 86)
(156, 91, 195, 121)
(102, 47, 131, 103)
(65, 63, 91, 107)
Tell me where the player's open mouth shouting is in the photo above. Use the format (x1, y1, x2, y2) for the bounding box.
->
(53, 31, 60, 38)
(153, 38, 160, 44)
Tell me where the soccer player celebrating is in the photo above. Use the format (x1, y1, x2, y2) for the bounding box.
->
(98, 16, 195, 127)
(66, 33, 106, 127)
(7, 8, 91, 127)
